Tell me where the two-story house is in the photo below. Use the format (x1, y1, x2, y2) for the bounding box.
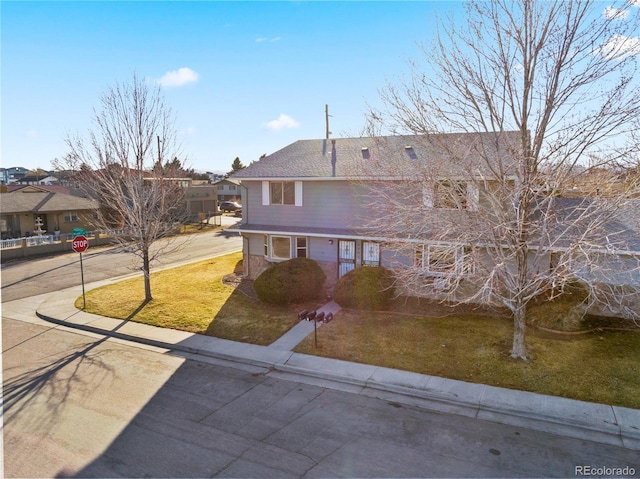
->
(230, 132, 640, 318)
(213, 178, 241, 203)
(229, 132, 521, 290)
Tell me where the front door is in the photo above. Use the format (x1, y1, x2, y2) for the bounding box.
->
(338, 240, 356, 277)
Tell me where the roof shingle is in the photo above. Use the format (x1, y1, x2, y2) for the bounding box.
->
(232, 132, 521, 180)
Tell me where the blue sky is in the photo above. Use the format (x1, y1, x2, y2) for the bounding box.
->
(2, 1, 450, 173)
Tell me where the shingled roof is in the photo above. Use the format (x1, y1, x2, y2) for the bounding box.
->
(232, 131, 521, 180)
(0, 189, 99, 214)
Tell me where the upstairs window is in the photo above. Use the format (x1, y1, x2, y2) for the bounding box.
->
(423, 181, 479, 210)
(262, 181, 303, 206)
(435, 181, 467, 209)
(270, 181, 295, 205)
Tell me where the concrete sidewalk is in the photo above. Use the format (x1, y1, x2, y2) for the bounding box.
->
(10, 282, 639, 451)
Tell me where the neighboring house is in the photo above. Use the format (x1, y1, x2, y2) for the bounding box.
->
(229, 133, 640, 317)
(0, 185, 99, 238)
(184, 184, 218, 221)
(0, 167, 29, 184)
(214, 178, 241, 203)
(16, 174, 58, 186)
(7, 184, 71, 195)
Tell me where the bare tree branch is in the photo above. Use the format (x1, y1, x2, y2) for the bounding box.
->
(57, 74, 189, 302)
(362, 0, 640, 360)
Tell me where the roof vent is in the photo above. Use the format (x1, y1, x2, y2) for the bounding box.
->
(361, 147, 370, 159)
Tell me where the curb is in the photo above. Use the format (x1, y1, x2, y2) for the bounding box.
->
(34, 301, 640, 452)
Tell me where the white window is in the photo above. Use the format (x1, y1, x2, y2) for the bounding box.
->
(270, 236, 291, 260)
(423, 181, 478, 211)
(416, 244, 473, 276)
(427, 246, 457, 273)
(271, 181, 295, 205)
(435, 181, 467, 209)
(64, 211, 79, 223)
(296, 237, 307, 258)
(262, 181, 303, 206)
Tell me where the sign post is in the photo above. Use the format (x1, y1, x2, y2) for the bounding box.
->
(72, 234, 89, 309)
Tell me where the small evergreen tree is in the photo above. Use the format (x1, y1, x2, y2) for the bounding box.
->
(227, 157, 245, 177)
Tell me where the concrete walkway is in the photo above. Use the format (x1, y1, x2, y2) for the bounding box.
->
(269, 301, 342, 350)
(5, 281, 638, 452)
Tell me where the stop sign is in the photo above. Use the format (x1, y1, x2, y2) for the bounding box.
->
(72, 235, 89, 253)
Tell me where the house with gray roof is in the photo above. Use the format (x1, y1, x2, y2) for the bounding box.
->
(228, 131, 523, 288)
(1, 185, 99, 239)
(228, 132, 640, 320)
(213, 178, 241, 203)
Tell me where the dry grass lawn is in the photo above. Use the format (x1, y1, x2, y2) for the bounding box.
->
(295, 310, 640, 408)
(79, 252, 312, 346)
(79, 252, 640, 409)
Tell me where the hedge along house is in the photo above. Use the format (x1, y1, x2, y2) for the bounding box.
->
(228, 132, 524, 292)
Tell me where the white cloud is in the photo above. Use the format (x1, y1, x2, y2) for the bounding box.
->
(597, 34, 640, 59)
(158, 67, 199, 88)
(256, 36, 281, 43)
(604, 6, 629, 19)
(263, 114, 300, 131)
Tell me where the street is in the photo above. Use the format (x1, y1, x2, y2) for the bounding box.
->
(0, 223, 242, 302)
(2, 226, 639, 477)
(4, 317, 639, 478)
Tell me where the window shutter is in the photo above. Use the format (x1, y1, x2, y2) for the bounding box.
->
(467, 182, 479, 211)
(295, 181, 303, 206)
(422, 186, 434, 207)
(262, 181, 270, 205)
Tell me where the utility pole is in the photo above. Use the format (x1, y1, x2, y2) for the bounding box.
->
(325, 104, 332, 139)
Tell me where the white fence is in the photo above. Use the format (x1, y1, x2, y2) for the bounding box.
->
(0, 238, 22, 249)
(1, 231, 99, 250)
(1, 230, 101, 250)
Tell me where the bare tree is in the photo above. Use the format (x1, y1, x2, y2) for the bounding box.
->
(59, 74, 188, 302)
(363, 0, 640, 359)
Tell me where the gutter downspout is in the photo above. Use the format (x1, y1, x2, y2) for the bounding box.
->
(239, 181, 249, 277)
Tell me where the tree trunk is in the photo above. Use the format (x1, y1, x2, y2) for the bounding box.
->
(511, 303, 528, 360)
(143, 247, 152, 302)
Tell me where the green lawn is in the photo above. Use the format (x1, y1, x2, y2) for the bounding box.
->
(79, 252, 318, 346)
(79, 252, 640, 409)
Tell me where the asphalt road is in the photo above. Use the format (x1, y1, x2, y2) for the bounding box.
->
(2, 219, 639, 477)
(0, 223, 242, 302)
(4, 317, 639, 478)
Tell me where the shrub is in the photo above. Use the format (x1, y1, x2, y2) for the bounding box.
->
(254, 258, 326, 305)
(527, 282, 590, 331)
(333, 266, 395, 311)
